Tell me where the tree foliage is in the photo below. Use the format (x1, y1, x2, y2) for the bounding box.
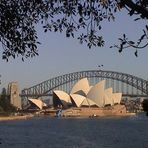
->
(0, 0, 147, 60)
(142, 99, 148, 113)
(0, 88, 16, 113)
(110, 25, 148, 57)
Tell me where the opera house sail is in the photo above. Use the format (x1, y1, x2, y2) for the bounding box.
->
(28, 98, 47, 110)
(87, 80, 105, 107)
(70, 78, 90, 96)
(53, 90, 72, 108)
(53, 78, 122, 109)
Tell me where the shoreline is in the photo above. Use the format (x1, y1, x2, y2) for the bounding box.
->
(0, 114, 34, 121)
(0, 112, 136, 121)
(61, 112, 136, 118)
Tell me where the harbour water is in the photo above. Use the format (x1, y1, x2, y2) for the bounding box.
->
(0, 113, 148, 148)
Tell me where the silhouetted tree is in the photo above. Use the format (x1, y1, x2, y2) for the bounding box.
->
(0, 88, 16, 113)
(0, 0, 147, 61)
(1, 88, 6, 96)
(142, 99, 148, 116)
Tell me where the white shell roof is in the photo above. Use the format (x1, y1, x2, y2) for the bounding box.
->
(29, 98, 45, 109)
(105, 88, 113, 95)
(87, 80, 105, 107)
(70, 94, 86, 107)
(112, 93, 122, 104)
(87, 98, 97, 106)
(53, 90, 71, 104)
(70, 94, 98, 107)
(70, 78, 90, 96)
(104, 88, 113, 106)
(81, 99, 89, 106)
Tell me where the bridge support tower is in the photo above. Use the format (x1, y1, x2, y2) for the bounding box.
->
(7, 82, 22, 109)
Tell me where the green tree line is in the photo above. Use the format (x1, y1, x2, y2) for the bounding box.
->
(0, 88, 16, 115)
(142, 99, 148, 116)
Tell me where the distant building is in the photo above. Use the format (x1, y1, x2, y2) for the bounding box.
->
(7, 82, 22, 109)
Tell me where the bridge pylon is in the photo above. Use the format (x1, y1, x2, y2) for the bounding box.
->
(7, 82, 22, 109)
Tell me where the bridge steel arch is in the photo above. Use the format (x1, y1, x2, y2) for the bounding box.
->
(21, 70, 148, 97)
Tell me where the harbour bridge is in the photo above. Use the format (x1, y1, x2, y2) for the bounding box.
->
(21, 70, 148, 99)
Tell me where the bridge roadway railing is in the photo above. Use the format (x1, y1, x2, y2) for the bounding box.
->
(21, 70, 148, 97)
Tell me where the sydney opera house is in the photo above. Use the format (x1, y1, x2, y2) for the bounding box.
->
(26, 78, 127, 117)
(53, 78, 127, 117)
(53, 78, 121, 108)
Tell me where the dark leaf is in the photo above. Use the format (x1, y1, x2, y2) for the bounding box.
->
(118, 38, 123, 41)
(120, 43, 123, 50)
(146, 25, 148, 30)
(118, 49, 122, 53)
(123, 34, 126, 38)
(139, 34, 145, 42)
(2, 55, 7, 60)
(79, 18, 83, 23)
(129, 10, 134, 16)
(134, 18, 140, 21)
(122, 41, 126, 45)
(66, 33, 70, 37)
(129, 41, 135, 44)
(135, 50, 138, 57)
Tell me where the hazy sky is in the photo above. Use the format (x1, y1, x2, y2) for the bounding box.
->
(0, 10, 148, 91)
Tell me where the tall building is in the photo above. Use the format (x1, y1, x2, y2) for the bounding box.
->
(7, 82, 22, 109)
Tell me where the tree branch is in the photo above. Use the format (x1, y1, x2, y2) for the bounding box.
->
(120, 0, 148, 19)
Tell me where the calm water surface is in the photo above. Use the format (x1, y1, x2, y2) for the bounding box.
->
(0, 113, 148, 148)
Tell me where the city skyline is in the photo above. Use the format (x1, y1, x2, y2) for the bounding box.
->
(0, 10, 148, 91)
